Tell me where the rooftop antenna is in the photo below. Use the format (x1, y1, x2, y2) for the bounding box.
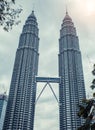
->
(33, 3, 35, 11)
(66, 5, 68, 15)
(65, 0, 69, 15)
(32, 0, 35, 11)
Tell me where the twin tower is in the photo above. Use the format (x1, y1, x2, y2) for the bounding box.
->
(3, 11, 86, 130)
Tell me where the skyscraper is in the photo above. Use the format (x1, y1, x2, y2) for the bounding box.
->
(0, 94, 7, 130)
(3, 11, 39, 130)
(3, 10, 86, 130)
(59, 11, 86, 130)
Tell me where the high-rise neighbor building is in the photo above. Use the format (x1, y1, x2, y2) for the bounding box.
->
(3, 11, 39, 130)
(0, 94, 7, 130)
(59, 11, 86, 130)
(3, 10, 86, 130)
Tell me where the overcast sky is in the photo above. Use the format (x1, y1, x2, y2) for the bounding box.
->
(0, 0, 95, 129)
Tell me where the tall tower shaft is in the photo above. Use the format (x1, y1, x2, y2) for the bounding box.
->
(3, 11, 39, 130)
(59, 12, 86, 130)
(0, 94, 7, 130)
(3, 11, 86, 130)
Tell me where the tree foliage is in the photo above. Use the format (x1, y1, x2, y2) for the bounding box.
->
(78, 64, 95, 130)
(0, 0, 22, 31)
(91, 64, 95, 89)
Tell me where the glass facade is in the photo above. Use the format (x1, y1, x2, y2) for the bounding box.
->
(0, 94, 7, 130)
(3, 11, 39, 130)
(59, 12, 86, 130)
(2, 11, 86, 130)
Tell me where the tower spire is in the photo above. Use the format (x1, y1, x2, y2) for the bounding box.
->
(31, 0, 35, 15)
(32, 10, 34, 15)
(3, 11, 39, 130)
(66, 5, 68, 15)
(59, 12, 86, 130)
(32, 2, 35, 11)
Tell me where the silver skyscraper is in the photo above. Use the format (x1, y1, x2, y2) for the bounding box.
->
(59, 11, 86, 130)
(0, 94, 7, 130)
(3, 11, 39, 130)
(3, 11, 86, 130)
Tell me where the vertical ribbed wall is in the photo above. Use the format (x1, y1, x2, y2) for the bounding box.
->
(59, 12, 86, 130)
(3, 11, 39, 130)
(0, 95, 7, 130)
(3, 10, 86, 130)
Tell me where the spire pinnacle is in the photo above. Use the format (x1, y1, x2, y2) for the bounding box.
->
(31, 0, 35, 16)
(32, 10, 34, 15)
(31, 10, 35, 17)
(66, 5, 68, 15)
(32, 1, 35, 11)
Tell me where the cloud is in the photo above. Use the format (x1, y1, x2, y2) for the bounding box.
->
(0, 0, 95, 129)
